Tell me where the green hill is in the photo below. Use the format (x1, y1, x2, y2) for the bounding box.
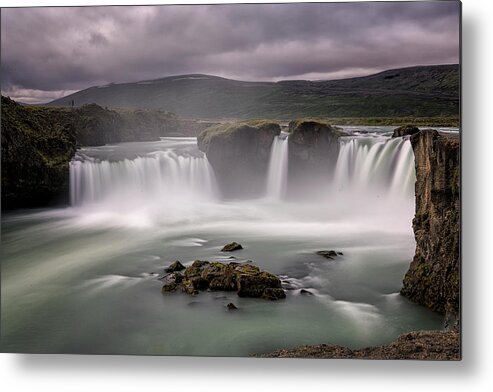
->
(48, 64, 459, 119)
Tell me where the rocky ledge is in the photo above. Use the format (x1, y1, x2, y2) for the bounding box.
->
(288, 120, 347, 195)
(258, 330, 460, 360)
(197, 120, 281, 198)
(161, 260, 286, 300)
(391, 124, 421, 138)
(401, 130, 460, 325)
(1, 96, 77, 208)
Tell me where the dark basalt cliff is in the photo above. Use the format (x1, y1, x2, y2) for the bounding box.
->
(1, 96, 214, 209)
(401, 130, 460, 321)
(197, 121, 281, 198)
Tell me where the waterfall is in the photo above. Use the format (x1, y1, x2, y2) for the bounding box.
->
(69, 135, 415, 210)
(265, 132, 289, 199)
(333, 137, 416, 199)
(69, 149, 217, 207)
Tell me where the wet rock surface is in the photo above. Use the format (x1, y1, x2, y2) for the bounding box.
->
(160, 260, 286, 300)
(316, 250, 343, 259)
(164, 260, 186, 272)
(221, 242, 243, 252)
(391, 124, 421, 138)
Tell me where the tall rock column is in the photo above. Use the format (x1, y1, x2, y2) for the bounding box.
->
(401, 130, 460, 326)
(197, 121, 281, 198)
(287, 120, 345, 197)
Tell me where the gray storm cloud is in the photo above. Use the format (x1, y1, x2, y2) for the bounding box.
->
(0, 2, 460, 103)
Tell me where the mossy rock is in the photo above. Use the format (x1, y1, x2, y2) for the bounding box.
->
(237, 271, 282, 298)
(221, 242, 243, 252)
(197, 120, 281, 198)
(165, 260, 186, 272)
(391, 125, 421, 138)
(160, 260, 285, 301)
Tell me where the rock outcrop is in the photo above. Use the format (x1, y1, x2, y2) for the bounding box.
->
(258, 330, 460, 360)
(401, 130, 460, 319)
(221, 242, 243, 252)
(161, 260, 286, 300)
(164, 261, 186, 273)
(197, 121, 281, 197)
(316, 250, 343, 259)
(391, 124, 421, 138)
(1, 96, 77, 209)
(287, 120, 346, 195)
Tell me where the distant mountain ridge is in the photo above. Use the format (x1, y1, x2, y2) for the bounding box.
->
(48, 64, 459, 119)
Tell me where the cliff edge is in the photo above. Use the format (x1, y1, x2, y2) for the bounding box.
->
(401, 129, 460, 322)
(197, 120, 281, 198)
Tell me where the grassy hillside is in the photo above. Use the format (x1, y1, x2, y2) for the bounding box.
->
(48, 65, 460, 120)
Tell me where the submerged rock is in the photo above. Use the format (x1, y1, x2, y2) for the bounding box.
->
(221, 242, 243, 252)
(160, 260, 285, 301)
(227, 303, 238, 310)
(164, 260, 186, 272)
(316, 250, 343, 259)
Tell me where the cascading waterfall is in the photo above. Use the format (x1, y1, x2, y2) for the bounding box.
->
(69, 134, 415, 210)
(333, 137, 416, 199)
(70, 149, 217, 207)
(265, 132, 289, 199)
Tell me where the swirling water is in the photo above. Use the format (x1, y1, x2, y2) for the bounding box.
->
(0, 130, 449, 355)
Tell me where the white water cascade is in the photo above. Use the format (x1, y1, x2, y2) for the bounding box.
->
(69, 135, 415, 212)
(333, 137, 416, 199)
(69, 149, 217, 208)
(265, 132, 289, 199)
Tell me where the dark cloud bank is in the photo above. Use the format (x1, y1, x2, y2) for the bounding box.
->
(1, 2, 460, 103)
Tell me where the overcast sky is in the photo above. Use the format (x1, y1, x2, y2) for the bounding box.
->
(1, 1, 460, 104)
